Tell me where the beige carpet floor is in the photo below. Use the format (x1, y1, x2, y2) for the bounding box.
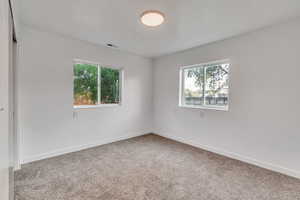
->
(15, 134, 300, 200)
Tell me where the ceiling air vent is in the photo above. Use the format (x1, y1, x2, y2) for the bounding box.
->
(107, 43, 118, 48)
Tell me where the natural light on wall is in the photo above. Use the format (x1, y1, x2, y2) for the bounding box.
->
(140, 11, 165, 27)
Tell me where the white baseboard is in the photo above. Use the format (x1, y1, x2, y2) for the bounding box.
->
(21, 131, 300, 179)
(155, 132, 300, 179)
(22, 132, 148, 164)
(9, 167, 14, 200)
(13, 162, 21, 171)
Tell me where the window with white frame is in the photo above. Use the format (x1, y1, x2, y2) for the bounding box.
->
(73, 60, 122, 108)
(180, 60, 230, 110)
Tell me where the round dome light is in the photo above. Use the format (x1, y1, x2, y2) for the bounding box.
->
(140, 11, 165, 27)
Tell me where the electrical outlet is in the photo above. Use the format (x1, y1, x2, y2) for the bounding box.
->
(73, 111, 78, 119)
(200, 111, 205, 118)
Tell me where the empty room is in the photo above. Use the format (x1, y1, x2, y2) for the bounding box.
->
(1, 0, 300, 199)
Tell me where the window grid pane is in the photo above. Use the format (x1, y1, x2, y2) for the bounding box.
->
(183, 66, 204, 106)
(181, 61, 230, 109)
(204, 64, 229, 107)
(73, 61, 121, 107)
(74, 63, 99, 106)
(100, 67, 120, 104)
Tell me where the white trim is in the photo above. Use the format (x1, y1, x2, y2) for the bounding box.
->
(20, 132, 300, 179)
(97, 65, 101, 104)
(73, 104, 121, 110)
(179, 59, 230, 111)
(178, 67, 183, 106)
(179, 104, 229, 111)
(74, 59, 99, 66)
(180, 59, 230, 70)
(9, 167, 14, 199)
(73, 58, 121, 70)
(155, 132, 300, 179)
(21, 132, 149, 164)
(14, 165, 21, 171)
(119, 69, 124, 106)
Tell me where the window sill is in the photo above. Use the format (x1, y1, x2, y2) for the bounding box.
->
(73, 104, 121, 110)
(179, 104, 229, 111)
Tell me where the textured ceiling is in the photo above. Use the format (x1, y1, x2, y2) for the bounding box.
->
(17, 0, 300, 58)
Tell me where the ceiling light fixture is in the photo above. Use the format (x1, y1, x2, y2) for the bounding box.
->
(140, 10, 165, 27)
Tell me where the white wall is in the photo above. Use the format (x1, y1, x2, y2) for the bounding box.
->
(17, 16, 300, 178)
(17, 26, 153, 163)
(153, 18, 300, 178)
(0, 0, 12, 199)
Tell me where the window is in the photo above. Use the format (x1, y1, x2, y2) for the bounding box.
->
(73, 60, 122, 108)
(179, 60, 230, 110)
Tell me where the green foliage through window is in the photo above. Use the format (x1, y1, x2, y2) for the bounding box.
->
(73, 62, 121, 106)
(101, 67, 120, 104)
